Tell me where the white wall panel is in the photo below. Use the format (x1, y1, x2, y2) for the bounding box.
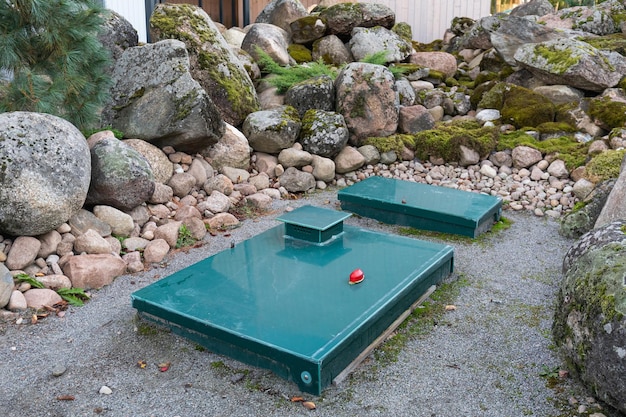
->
(104, 0, 148, 43)
(360, 0, 491, 43)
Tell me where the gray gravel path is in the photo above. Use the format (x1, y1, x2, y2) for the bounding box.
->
(0, 189, 617, 417)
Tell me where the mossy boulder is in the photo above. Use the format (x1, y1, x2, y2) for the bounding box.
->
(588, 96, 626, 130)
(242, 105, 301, 154)
(299, 109, 349, 158)
(559, 179, 616, 239)
(150, 3, 259, 126)
(287, 43, 312, 63)
(412, 120, 498, 163)
(585, 149, 626, 183)
(555, 221, 626, 415)
(514, 38, 626, 92)
(479, 83, 555, 129)
(319, 2, 395, 37)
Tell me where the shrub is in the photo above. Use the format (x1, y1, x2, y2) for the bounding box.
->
(0, 0, 111, 129)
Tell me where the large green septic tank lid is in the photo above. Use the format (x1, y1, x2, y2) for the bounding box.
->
(338, 176, 502, 237)
(131, 205, 454, 395)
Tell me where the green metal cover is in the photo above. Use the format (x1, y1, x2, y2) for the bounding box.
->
(131, 207, 454, 395)
(338, 176, 502, 238)
(277, 205, 351, 244)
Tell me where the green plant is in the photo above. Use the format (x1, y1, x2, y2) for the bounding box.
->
(82, 126, 124, 139)
(14, 273, 44, 289)
(0, 0, 112, 129)
(56, 287, 90, 306)
(539, 364, 560, 379)
(176, 224, 196, 248)
(254, 46, 337, 93)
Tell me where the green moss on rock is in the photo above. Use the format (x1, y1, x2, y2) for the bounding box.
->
(363, 134, 416, 156)
(585, 149, 626, 183)
(288, 44, 312, 64)
(481, 83, 555, 128)
(412, 120, 498, 162)
(588, 97, 626, 130)
(498, 132, 588, 170)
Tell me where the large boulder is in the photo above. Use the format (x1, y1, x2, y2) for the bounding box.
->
(0, 112, 91, 236)
(595, 156, 626, 228)
(243, 106, 301, 154)
(123, 139, 173, 184)
(555, 221, 626, 414)
(86, 137, 155, 211)
(488, 15, 567, 66)
(150, 4, 259, 126)
(319, 2, 395, 37)
(206, 123, 251, 171)
(299, 109, 349, 158)
(100, 39, 225, 153)
(478, 83, 555, 129)
(264, 0, 308, 34)
(559, 179, 615, 238)
(285, 75, 335, 117)
(348, 26, 411, 63)
(98, 10, 138, 63)
(509, 0, 554, 17)
(514, 38, 626, 92)
(312, 34, 354, 65)
(335, 62, 399, 145)
(541, 2, 622, 36)
(242, 23, 292, 66)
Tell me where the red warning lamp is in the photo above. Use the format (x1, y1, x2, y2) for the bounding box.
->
(349, 269, 365, 285)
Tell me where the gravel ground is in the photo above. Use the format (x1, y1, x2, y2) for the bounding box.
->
(0, 188, 620, 417)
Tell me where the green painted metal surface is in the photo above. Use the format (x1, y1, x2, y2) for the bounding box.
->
(338, 176, 502, 238)
(277, 205, 351, 243)
(131, 206, 454, 395)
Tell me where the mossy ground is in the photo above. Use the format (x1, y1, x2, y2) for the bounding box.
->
(498, 131, 589, 171)
(412, 119, 499, 162)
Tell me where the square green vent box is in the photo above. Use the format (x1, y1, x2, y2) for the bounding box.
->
(131, 206, 454, 395)
(338, 176, 502, 238)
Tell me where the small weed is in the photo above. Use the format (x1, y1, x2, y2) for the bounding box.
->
(14, 273, 44, 289)
(176, 224, 196, 249)
(137, 323, 160, 336)
(56, 287, 90, 306)
(229, 200, 266, 221)
(194, 344, 206, 352)
(539, 364, 560, 379)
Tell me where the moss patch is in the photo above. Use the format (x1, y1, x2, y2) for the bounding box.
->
(581, 33, 626, 56)
(588, 96, 626, 130)
(481, 83, 556, 128)
(412, 119, 498, 162)
(498, 132, 589, 171)
(584, 149, 626, 182)
(287, 43, 312, 64)
(363, 134, 415, 156)
(533, 43, 581, 74)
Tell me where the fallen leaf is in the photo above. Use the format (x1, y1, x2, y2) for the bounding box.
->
(31, 314, 37, 324)
(302, 401, 316, 410)
(35, 272, 45, 277)
(291, 396, 304, 402)
(158, 361, 171, 372)
(57, 395, 75, 401)
(445, 305, 457, 311)
(137, 360, 147, 369)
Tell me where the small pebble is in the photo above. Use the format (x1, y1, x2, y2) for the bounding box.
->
(51, 364, 67, 377)
(99, 385, 113, 395)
